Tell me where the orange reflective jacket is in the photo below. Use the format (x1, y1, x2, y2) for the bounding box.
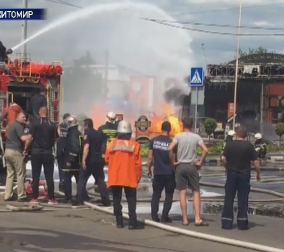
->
(105, 138, 142, 188)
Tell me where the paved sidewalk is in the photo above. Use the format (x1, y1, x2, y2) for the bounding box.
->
(0, 201, 283, 252)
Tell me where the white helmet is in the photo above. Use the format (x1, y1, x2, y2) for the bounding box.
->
(66, 115, 78, 128)
(106, 111, 116, 123)
(228, 130, 236, 136)
(255, 133, 262, 140)
(117, 120, 132, 134)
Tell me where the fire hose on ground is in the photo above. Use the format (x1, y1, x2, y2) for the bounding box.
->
(85, 183, 284, 203)
(1, 183, 284, 251)
(54, 189, 284, 252)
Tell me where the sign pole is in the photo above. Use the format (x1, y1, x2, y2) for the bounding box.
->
(194, 87, 198, 132)
(190, 67, 204, 132)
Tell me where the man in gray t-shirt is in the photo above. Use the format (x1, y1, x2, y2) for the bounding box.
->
(168, 117, 208, 227)
(4, 111, 32, 202)
(173, 132, 203, 163)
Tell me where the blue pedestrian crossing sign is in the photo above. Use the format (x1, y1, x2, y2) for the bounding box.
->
(190, 67, 203, 87)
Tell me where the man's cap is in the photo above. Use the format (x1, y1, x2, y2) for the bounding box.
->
(161, 121, 171, 132)
(63, 113, 70, 120)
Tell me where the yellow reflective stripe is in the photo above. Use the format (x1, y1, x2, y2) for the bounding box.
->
(110, 144, 134, 152)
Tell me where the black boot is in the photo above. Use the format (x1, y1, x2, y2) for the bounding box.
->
(116, 216, 124, 228)
(102, 198, 111, 207)
(128, 219, 137, 230)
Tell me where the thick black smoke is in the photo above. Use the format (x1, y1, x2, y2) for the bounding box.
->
(163, 77, 190, 106)
(163, 87, 187, 106)
(163, 77, 191, 119)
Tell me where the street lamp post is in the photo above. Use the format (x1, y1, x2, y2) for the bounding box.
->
(22, 0, 28, 57)
(232, 0, 242, 131)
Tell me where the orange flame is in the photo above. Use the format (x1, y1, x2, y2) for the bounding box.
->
(149, 103, 182, 136)
(90, 100, 182, 136)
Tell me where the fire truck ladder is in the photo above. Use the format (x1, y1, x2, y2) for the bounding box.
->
(15, 53, 32, 78)
(46, 83, 59, 123)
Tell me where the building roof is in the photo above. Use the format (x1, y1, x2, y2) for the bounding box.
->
(228, 53, 284, 64)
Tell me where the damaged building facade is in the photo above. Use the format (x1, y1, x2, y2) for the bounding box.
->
(204, 53, 284, 133)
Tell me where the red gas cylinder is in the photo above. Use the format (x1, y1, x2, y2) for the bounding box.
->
(26, 180, 48, 197)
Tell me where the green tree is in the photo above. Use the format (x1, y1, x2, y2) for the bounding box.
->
(238, 46, 276, 57)
(204, 118, 217, 142)
(63, 50, 102, 102)
(275, 123, 284, 144)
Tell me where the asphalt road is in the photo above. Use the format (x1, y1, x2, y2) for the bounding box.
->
(0, 206, 262, 252)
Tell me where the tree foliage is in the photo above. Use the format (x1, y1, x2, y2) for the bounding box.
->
(62, 50, 103, 102)
(275, 123, 284, 143)
(204, 118, 217, 141)
(238, 46, 276, 57)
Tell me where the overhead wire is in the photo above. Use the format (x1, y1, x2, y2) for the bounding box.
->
(142, 18, 284, 37)
(44, 0, 82, 8)
(170, 2, 284, 17)
(153, 21, 284, 32)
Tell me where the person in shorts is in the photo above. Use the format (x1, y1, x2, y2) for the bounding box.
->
(168, 117, 208, 226)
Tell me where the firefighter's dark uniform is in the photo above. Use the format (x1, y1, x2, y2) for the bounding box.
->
(254, 139, 267, 159)
(98, 121, 118, 145)
(0, 41, 12, 63)
(76, 128, 110, 205)
(222, 136, 233, 153)
(56, 113, 70, 189)
(28, 86, 47, 120)
(62, 125, 82, 201)
(221, 140, 257, 230)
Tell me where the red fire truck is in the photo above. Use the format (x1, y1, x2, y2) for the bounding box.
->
(0, 53, 64, 167)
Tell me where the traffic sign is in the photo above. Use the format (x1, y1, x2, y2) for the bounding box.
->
(190, 67, 203, 87)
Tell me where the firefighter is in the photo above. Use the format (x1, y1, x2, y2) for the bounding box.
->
(0, 41, 13, 63)
(2, 103, 23, 137)
(75, 118, 110, 206)
(62, 115, 82, 203)
(98, 111, 118, 144)
(105, 120, 142, 229)
(56, 113, 70, 191)
(28, 85, 47, 119)
(220, 130, 235, 163)
(254, 133, 267, 159)
(223, 130, 235, 149)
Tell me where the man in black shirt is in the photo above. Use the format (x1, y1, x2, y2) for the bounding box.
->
(221, 126, 261, 230)
(147, 121, 175, 223)
(75, 118, 110, 206)
(28, 85, 47, 119)
(56, 113, 70, 191)
(29, 106, 58, 204)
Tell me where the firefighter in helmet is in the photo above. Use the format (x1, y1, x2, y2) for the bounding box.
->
(98, 111, 118, 144)
(56, 113, 70, 191)
(62, 115, 82, 203)
(254, 133, 267, 159)
(105, 120, 142, 229)
(223, 130, 235, 151)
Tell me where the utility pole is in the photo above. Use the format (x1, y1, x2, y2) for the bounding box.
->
(232, 0, 242, 131)
(104, 50, 109, 98)
(22, 0, 28, 58)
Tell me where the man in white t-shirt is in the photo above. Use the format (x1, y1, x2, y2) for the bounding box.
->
(168, 117, 208, 226)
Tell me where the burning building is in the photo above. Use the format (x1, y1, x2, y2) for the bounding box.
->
(204, 53, 284, 133)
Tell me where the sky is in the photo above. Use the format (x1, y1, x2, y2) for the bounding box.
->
(1, 0, 284, 77)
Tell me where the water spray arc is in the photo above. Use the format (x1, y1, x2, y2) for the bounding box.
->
(11, 2, 191, 52)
